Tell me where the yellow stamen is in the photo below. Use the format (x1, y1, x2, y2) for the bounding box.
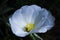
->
(25, 23, 35, 32)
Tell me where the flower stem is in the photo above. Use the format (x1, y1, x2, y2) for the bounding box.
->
(29, 34, 36, 40)
(33, 33, 43, 40)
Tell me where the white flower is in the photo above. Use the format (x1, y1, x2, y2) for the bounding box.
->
(9, 5, 55, 37)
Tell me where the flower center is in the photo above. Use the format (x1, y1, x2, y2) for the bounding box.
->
(25, 23, 35, 32)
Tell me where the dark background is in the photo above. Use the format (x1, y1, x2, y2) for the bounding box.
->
(0, 0, 60, 40)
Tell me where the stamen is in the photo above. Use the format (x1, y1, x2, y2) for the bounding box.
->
(25, 23, 35, 32)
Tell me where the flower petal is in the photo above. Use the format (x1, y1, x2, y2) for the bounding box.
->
(9, 9, 26, 28)
(31, 5, 41, 11)
(9, 18, 28, 37)
(9, 8, 29, 37)
(30, 5, 42, 23)
(34, 8, 48, 25)
(20, 5, 41, 23)
(30, 8, 49, 33)
(30, 8, 55, 33)
(14, 29, 28, 37)
(38, 12, 55, 33)
(21, 5, 34, 23)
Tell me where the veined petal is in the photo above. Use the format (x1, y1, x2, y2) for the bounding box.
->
(9, 9, 26, 28)
(38, 12, 55, 33)
(9, 17, 28, 37)
(31, 8, 55, 33)
(14, 29, 28, 37)
(30, 8, 49, 33)
(31, 5, 41, 11)
(21, 5, 34, 23)
(35, 8, 48, 25)
(20, 5, 42, 23)
(9, 9, 29, 37)
(30, 5, 41, 23)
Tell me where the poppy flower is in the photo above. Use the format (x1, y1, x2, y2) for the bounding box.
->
(9, 5, 55, 37)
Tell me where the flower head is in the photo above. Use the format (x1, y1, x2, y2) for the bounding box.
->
(9, 5, 55, 37)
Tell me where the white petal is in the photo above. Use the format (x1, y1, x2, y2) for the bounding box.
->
(38, 12, 55, 33)
(14, 29, 28, 37)
(34, 8, 48, 25)
(21, 5, 34, 23)
(9, 8, 29, 37)
(30, 5, 42, 23)
(10, 9, 26, 28)
(30, 8, 55, 33)
(9, 18, 28, 37)
(30, 8, 49, 33)
(31, 5, 41, 11)
(20, 5, 41, 23)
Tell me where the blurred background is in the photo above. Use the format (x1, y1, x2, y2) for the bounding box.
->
(0, 0, 60, 40)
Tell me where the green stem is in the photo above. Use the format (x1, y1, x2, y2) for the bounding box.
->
(29, 34, 36, 40)
(34, 33, 43, 40)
